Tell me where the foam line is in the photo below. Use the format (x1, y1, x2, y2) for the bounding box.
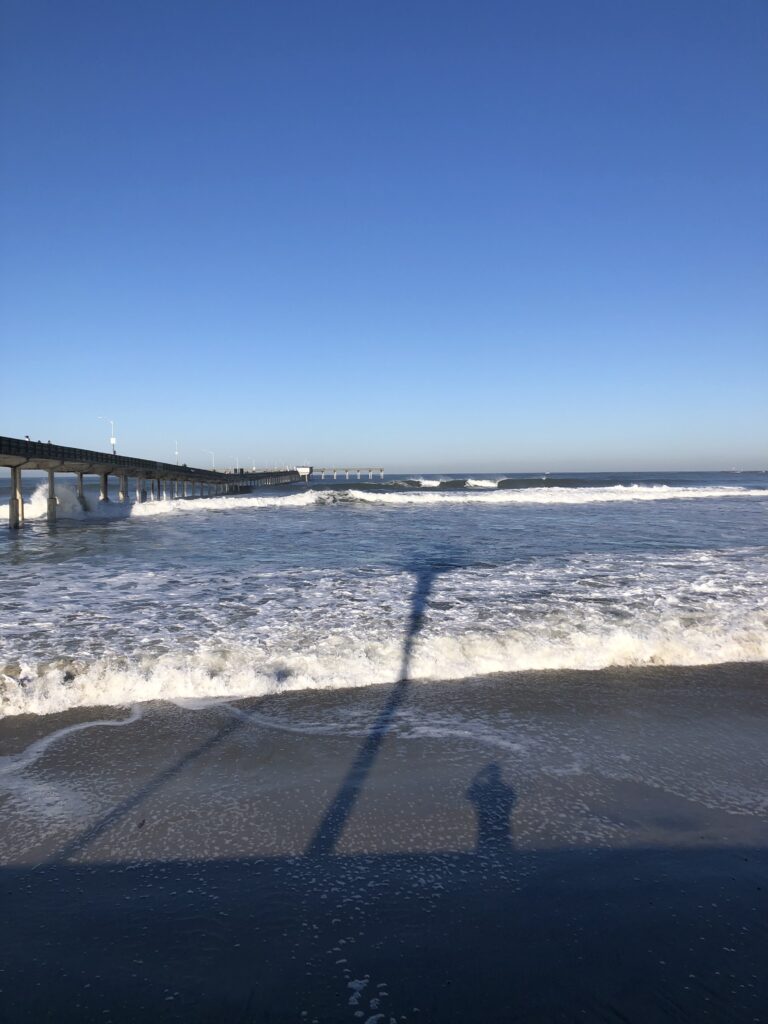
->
(0, 705, 143, 775)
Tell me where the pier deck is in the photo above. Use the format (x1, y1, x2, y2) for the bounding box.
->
(0, 435, 305, 528)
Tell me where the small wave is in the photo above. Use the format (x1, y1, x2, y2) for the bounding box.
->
(466, 478, 500, 489)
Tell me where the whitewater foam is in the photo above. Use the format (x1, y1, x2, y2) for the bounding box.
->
(4, 482, 765, 524)
(2, 611, 766, 718)
(130, 491, 318, 516)
(3, 545, 766, 716)
(345, 485, 768, 505)
(0, 481, 96, 521)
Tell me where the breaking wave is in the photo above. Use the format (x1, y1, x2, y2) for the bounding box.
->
(122, 483, 768, 516)
(131, 491, 317, 516)
(3, 611, 767, 717)
(0, 481, 124, 521)
(344, 485, 768, 505)
(4, 482, 765, 524)
(3, 540, 767, 717)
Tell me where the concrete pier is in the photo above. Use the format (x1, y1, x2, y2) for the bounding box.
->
(1, 436, 305, 529)
(9, 466, 23, 529)
(47, 470, 57, 522)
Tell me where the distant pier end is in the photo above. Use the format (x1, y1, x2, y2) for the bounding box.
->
(311, 467, 384, 480)
(0, 435, 305, 529)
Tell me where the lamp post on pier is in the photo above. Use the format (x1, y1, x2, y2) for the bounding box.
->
(98, 416, 117, 454)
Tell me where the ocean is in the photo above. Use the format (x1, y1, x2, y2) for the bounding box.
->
(1, 469, 766, 718)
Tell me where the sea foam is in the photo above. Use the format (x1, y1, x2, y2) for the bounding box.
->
(2, 610, 767, 717)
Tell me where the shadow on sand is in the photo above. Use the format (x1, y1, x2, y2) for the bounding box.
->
(306, 561, 458, 856)
(4, 572, 767, 1022)
(466, 762, 516, 853)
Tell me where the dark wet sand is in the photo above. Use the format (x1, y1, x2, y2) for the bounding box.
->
(1, 663, 767, 1022)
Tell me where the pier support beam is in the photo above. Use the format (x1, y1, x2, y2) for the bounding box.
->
(47, 470, 57, 522)
(76, 473, 86, 510)
(118, 475, 128, 502)
(136, 478, 146, 503)
(99, 473, 109, 502)
(9, 466, 23, 529)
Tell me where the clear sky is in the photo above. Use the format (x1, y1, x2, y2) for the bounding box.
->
(1, 0, 766, 471)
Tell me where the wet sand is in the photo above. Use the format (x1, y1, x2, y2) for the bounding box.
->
(1, 663, 767, 1021)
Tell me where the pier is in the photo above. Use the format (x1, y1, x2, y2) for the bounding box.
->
(312, 467, 384, 480)
(0, 435, 306, 528)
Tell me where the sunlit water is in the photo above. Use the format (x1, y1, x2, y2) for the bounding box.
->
(1, 471, 766, 717)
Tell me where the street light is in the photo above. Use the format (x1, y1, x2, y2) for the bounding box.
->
(99, 416, 116, 454)
(203, 449, 215, 470)
(175, 440, 180, 465)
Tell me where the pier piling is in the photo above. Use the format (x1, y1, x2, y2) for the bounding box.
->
(9, 466, 22, 529)
(47, 470, 57, 522)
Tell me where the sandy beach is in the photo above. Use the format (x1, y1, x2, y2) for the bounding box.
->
(1, 662, 766, 1022)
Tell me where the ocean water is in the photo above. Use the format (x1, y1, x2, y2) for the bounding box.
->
(1, 470, 766, 717)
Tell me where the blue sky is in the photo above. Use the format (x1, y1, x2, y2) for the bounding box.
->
(1, 0, 766, 471)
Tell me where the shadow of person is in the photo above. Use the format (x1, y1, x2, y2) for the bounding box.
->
(466, 763, 516, 854)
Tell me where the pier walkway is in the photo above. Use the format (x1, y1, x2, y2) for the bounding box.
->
(0, 435, 306, 528)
